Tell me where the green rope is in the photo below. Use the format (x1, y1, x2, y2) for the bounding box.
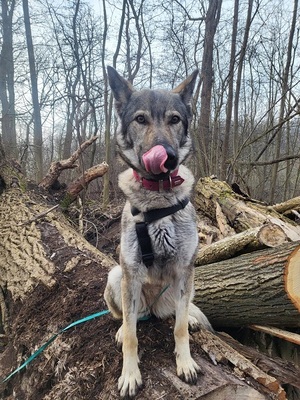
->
(139, 284, 170, 321)
(1, 285, 170, 384)
(1, 310, 110, 384)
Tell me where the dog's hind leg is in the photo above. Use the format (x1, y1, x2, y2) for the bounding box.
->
(104, 265, 123, 319)
(174, 270, 202, 384)
(188, 302, 213, 332)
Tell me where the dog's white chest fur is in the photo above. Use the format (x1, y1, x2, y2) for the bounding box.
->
(119, 165, 198, 275)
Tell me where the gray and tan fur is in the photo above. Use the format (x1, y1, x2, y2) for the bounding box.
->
(104, 67, 212, 399)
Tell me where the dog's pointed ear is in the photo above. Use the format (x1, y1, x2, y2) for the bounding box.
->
(107, 66, 134, 115)
(172, 69, 199, 105)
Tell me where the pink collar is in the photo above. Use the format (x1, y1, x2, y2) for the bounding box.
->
(133, 169, 184, 191)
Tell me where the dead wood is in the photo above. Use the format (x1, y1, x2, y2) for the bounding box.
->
(196, 222, 288, 266)
(217, 331, 300, 390)
(195, 330, 287, 399)
(194, 177, 300, 241)
(272, 196, 300, 214)
(38, 135, 98, 190)
(249, 325, 300, 346)
(194, 241, 300, 327)
(60, 162, 109, 209)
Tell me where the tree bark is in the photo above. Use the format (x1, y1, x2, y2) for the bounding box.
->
(268, 0, 298, 203)
(0, 0, 17, 158)
(22, 0, 43, 182)
(220, 0, 239, 179)
(272, 196, 300, 214)
(196, 0, 222, 177)
(194, 241, 300, 327)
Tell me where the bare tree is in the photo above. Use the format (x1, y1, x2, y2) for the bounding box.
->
(268, 0, 299, 203)
(196, 0, 222, 178)
(22, 0, 43, 182)
(220, 0, 239, 180)
(0, 0, 16, 158)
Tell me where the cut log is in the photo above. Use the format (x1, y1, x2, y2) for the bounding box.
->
(196, 222, 288, 266)
(161, 357, 268, 400)
(215, 201, 236, 237)
(194, 241, 300, 327)
(195, 177, 300, 241)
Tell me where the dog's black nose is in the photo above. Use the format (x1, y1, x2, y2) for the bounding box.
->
(164, 145, 178, 170)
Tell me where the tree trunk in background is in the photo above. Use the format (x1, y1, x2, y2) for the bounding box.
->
(220, 0, 238, 180)
(269, 0, 298, 203)
(0, 0, 17, 158)
(232, 0, 255, 177)
(62, 0, 81, 160)
(102, 0, 126, 209)
(197, 0, 222, 178)
(101, 0, 111, 209)
(22, 0, 43, 182)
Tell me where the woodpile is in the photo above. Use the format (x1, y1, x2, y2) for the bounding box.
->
(192, 176, 300, 328)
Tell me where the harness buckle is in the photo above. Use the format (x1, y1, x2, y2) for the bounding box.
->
(142, 253, 155, 267)
(171, 175, 184, 187)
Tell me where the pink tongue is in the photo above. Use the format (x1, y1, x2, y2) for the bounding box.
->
(142, 145, 168, 175)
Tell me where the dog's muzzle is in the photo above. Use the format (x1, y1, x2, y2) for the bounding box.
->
(142, 145, 178, 175)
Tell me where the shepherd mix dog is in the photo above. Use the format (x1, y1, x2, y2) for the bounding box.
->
(104, 66, 212, 399)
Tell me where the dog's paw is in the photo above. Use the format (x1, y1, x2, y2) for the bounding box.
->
(189, 303, 214, 332)
(188, 315, 202, 332)
(118, 368, 143, 398)
(176, 355, 202, 385)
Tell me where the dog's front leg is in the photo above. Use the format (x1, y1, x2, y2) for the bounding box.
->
(118, 271, 143, 399)
(174, 271, 201, 384)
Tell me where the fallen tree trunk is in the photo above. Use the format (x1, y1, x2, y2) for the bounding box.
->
(195, 177, 300, 241)
(272, 196, 300, 214)
(196, 222, 288, 266)
(194, 241, 300, 327)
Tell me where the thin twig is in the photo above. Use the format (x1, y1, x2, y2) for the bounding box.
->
(19, 204, 59, 226)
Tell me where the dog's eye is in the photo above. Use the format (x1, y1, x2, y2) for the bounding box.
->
(170, 115, 181, 124)
(135, 115, 146, 124)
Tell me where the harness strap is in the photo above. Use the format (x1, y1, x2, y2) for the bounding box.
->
(132, 197, 190, 267)
(135, 222, 155, 267)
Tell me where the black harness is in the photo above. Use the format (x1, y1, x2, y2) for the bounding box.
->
(131, 197, 190, 267)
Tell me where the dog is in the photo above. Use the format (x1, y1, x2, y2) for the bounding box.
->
(104, 66, 212, 399)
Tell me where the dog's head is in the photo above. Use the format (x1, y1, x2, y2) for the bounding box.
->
(107, 66, 198, 179)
